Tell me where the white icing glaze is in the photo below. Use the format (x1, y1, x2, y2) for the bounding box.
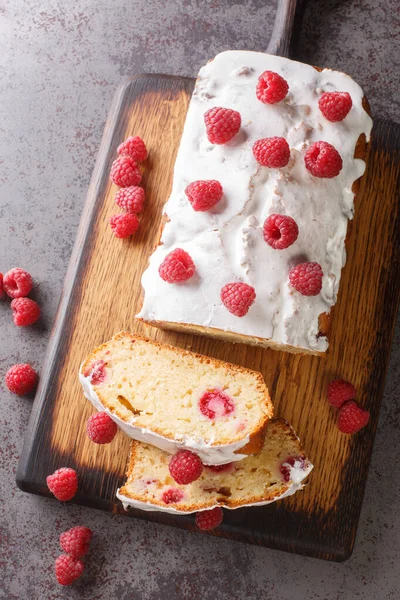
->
(116, 460, 314, 514)
(80, 371, 250, 464)
(137, 51, 372, 352)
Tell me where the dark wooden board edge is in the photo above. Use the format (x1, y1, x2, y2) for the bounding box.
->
(16, 75, 400, 562)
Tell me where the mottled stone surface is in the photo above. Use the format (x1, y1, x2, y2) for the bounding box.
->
(0, 0, 399, 598)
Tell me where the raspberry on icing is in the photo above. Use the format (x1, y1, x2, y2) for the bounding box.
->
(319, 92, 352, 122)
(46, 467, 78, 501)
(3, 268, 33, 298)
(169, 450, 203, 485)
(256, 70, 289, 104)
(11, 297, 40, 326)
(5, 363, 37, 396)
(195, 507, 224, 530)
(263, 214, 299, 250)
(117, 135, 147, 162)
(304, 141, 343, 178)
(327, 379, 357, 409)
(110, 156, 142, 187)
(162, 488, 184, 504)
(115, 186, 145, 213)
(60, 526, 93, 558)
(185, 180, 223, 212)
(337, 401, 370, 434)
(220, 282, 256, 317)
(110, 213, 140, 238)
(252, 137, 290, 168)
(86, 412, 118, 444)
(204, 107, 241, 144)
(55, 555, 84, 586)
(84, 360, 106, 385)
(199, 389, 235, 419)
(159, 248, 196, 283)
(289, 262, 323, 296)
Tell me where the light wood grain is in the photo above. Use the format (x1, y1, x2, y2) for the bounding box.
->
(17, 75, 400, 561)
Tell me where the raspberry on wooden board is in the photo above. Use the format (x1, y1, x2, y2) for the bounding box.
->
(110, 156, 142, 187)
(86, 412, 118, 444)
(110, 213, 140, 238)
(115, 186, 145, 213)
(338, 401, 370, 434)
(117, 135, 147, 162)
(46, 468, 78, 501)
(327, 379, 357, 408)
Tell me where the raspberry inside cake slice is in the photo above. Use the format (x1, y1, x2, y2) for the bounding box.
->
(79, 333, 273, 464)
(117, 418, 313, 513)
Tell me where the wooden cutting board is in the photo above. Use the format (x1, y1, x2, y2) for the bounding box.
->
(17, 74, 400, 562)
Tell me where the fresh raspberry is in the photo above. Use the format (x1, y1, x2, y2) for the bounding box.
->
(60, 526, 93, 558)
(319, 92, 352, 122)
(0, 273, 4, 298)
(280, 456, 306, 482)
(289, 262, 323, 296)
(220, 282, 256, 317)
(3, 268, 33, 298)
(169, 450, 203, 485)
(204, 462, 234, 473)
(327, 379, 357, 409)
(338, 401, 370, 434)
(204, 107, 241, 144)
(11, 297, 40, 326)
(117, 135, 147, 162)
(110, 213, 140, 238)
(195, 507, 223, 531)
(5, 363, 37, 396)
(110, 156, 142, 187)
(115, 186, 145, 213)
(263, 214, 298, 250)
(199, 389, 235, 420)
(46, 468, 78, 501)
(304, 141, 343, 178)
(162, 488, 184, 504)
(256, 70, 289, 104)
(83, 360, 106, 385)
(55, 555, 84, 586)
(185, 180, 223, 212)
(252, 137, 290, 168)
(86, 412, 118, 444)
(159, 248, 196, 283)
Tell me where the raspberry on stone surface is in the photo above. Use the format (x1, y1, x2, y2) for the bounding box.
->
(252, 137, 290, 168)
(256, 70, 289, 104)
(169, 450, 203, 485)
(55, 555, 84, 586)
(3, 267, 33, 298)
(86, 412, 118, 444)
(289, 262, 323, 296)
(304, 141, 343, 178)
(5, 363, 37, 396)
(204, 107, 241, 144)
(195, 507, 224, 530)
(110, 156, 142, 187)
(220, 282, 256, 317)
(159, 248, 196, 283)
(0, 273, 4, 298)
(117, 135, 147, 162)
(263, 214, 299, 250)
(185, 180, 223, 211)
(11, 297, 40, 326)
(327, 379, 357, 409)
(60, 526, 93, 558)
(319, 92, 352, 122)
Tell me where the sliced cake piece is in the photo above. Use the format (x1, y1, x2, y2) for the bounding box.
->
(117, 418, 313, 513)
(79, 333, 273, 464)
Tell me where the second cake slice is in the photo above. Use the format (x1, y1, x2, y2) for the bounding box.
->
(79, 333, 273, 464)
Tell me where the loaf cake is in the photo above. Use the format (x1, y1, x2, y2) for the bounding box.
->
(137, 50, 373, 354)
(117, 418, 313, 513)
(79, 333, 273, 464)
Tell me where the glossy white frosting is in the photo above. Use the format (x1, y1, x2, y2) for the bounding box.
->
(116, 459, 313, 514)
(137, 50, 372, 352)
(80, 371, 251, 464)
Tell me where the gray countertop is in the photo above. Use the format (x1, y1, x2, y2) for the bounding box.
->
(1, 1, 399, 598)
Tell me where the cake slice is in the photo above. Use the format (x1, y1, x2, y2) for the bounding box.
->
(117, 418, 313, 513)
(137, 50, 372, 354)
(79, 333, 273, 464)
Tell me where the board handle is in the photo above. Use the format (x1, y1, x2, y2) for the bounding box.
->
(267, 0, 304, 58)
